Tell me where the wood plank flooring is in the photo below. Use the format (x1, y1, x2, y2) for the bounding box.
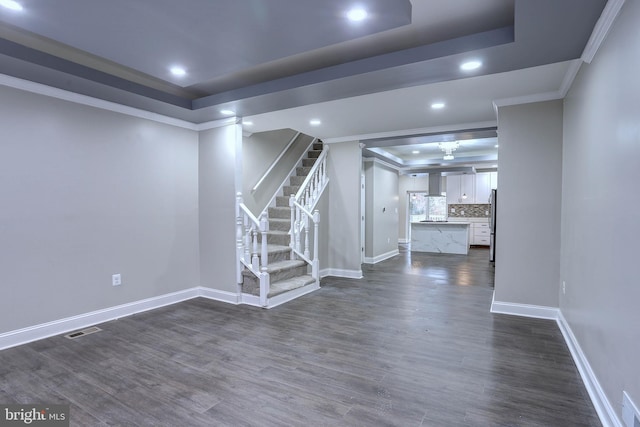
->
(0, 247, 601, 426)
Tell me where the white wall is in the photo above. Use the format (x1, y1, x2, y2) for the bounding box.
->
(364, 160, 399, 262)
(242, 129, 312, 215)
(398, 174, 429, 242)
(561, 0, 640, 420)
(495, 100, 563, 307)
(325, 141, 362, 277)
(0, 85, 200, 334)
(199, 124, 241, 293)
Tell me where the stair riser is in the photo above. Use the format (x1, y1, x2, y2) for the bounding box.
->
(296, 167, 311, 176)
(275, 196, 290, 207)
(313, 143, 323, 151)
(289, 176, 306, 186)
(302, 158, 317, 167)
(269, 220, 290, 232)
(283, 186, 299, 197)
(270, 264, 309, 283)
(268, 207, 292, 219)
(266, 233, 289, 246)
(241, 249, 291, 265)
(307, 150, 321, 159)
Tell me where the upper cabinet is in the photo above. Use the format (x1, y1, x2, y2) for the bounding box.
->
(447, 172, 497, 204)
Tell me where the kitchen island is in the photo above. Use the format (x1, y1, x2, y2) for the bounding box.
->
(410, 221, 470, 255)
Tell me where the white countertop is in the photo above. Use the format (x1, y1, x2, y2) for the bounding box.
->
(411, 221, 470, 226)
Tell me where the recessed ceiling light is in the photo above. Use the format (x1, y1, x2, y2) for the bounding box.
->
(431, 102, 445, 110)
(220, 109, 235, 116)
(460, 60, 482, 71)
(346, 8, 368, 22)
(494, 144, 499, 148)
(412, 150, 420, 154)
(170, 66, 187, 77)
(0, 0, 23, 11)
(310, 119, 321, 126)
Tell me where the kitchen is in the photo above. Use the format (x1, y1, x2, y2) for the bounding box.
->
(362, 134, 498, 265)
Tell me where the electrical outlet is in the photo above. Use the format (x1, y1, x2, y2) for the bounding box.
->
(451, 208, 456, 213)
(112, 274, 122, 286)
(562, 281, 566, 295)
(460, 210, 465, 215)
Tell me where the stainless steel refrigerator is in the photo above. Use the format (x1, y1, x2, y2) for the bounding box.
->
(489, 189, 497, 262)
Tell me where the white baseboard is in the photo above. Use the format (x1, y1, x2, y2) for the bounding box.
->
(489, 291, 622, 427)
(0, 287, 200, 351)
(557, 312, 623, 427)
(320, 268, 363, 279)
(198, 287, 240, 304)
(363, 249, 399, 264)
(490, 292, 559, 320)
(267, 283, 320, 308)
(240, 293, 261, 307)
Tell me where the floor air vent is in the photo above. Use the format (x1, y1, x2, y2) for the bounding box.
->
(65, 326, 102, 339)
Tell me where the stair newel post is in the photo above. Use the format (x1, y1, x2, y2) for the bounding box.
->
(260, 213, 269, 272)
(235, 193, 244, 283)
(289, 194, 296, 259)
(312, 210, 320, 280)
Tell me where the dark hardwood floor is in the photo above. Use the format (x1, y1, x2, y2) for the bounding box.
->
(0, 247, 600, 426)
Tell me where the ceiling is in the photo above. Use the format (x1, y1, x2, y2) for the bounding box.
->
(0, 0, 607, 169)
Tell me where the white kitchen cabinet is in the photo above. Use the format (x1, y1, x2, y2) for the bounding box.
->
(475, 172, 492, 204)
(471, 221, 490, 246)
(445, 175, 461, 205)
(447, 172, 497, 204)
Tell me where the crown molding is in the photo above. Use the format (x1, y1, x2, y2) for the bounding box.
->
(323, 121, 497, 144)
(582, 0, 626, 64)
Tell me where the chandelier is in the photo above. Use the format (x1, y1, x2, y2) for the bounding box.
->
(438, 141, 459, 160)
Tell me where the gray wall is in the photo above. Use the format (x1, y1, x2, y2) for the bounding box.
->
(326, 141, 362, 276)
(242, 129, 312, 215)
(495, 100, 563, 307)
(199, 124, 241, 293)
(398, 174, 429, 242)
(0, 85, 200, 334)
(561, 0, 640, 418)
(364, 160, 399, 261)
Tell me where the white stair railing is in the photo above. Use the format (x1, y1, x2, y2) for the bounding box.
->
(289, 145, 329, 283)
(236, 193, 270, 305)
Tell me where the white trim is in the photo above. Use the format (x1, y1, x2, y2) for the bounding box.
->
(559, 59, 584, 97)
(199, 287, 240, 304)
(320, 268, 363, 279)
(193, 117, 240, 131)
(557, 312, 623, 427)
(489, 292, 559, 320)
(582, 0, 626, 64)
(623, 391, 639, 427)
(363, 249, 400, 264)
(0, 288, 200, 351)
(0, 73, 243, 131)
(266, 283, 320, 309)
(493, 91, 564, 110)
(240, 293, 262, 307)
(398, 238, 409, 244)
(362, 156, 401, 171)
(323, 121, 497, 144)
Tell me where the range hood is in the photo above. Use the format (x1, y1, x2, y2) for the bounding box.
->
(428, 173, 444, 196)
(420, 166, 476, 196)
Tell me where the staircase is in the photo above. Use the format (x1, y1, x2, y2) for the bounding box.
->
(236, 140, 328, 307)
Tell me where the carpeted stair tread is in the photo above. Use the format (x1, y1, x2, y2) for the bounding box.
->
(263, 259, 307, 273)
(268, 274, 315, 297)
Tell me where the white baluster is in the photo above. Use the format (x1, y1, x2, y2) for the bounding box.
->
(251, 228, 259, 271)
(244, 216, 251, 261)
(295, 207, 302, 253)
(260, 214, 269, 272)
(313, 210, 320, 280)
(304, 215, 310, 259)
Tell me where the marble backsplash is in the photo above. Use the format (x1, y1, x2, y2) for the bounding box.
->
(448, 204, 491, 218)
